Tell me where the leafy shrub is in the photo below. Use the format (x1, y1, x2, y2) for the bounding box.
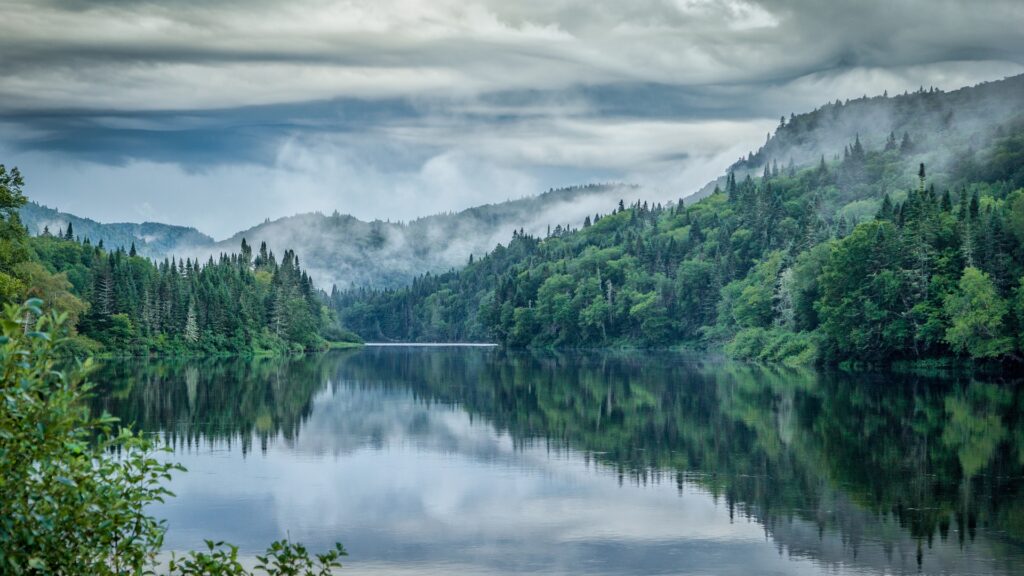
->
(726, 327, 818, 366)
(0, 299, 346, 575)
(168, 540, 346, 576)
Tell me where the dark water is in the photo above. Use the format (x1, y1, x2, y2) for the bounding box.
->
(92, 348, 1024, 575)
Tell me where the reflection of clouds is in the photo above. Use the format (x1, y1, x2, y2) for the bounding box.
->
(153, 378, 1018, 576)
(290, 380, 511, 457)
(163, 418, 811, 575)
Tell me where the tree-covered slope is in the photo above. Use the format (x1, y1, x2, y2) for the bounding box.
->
(1, 168, 351, 356)
(203, 183, 637, 290)
(24, 234, 346, 356)
(22, 184, 640, 291)
(19, 201, 215, 257)
(732, 74, 1024, 179)
(333, 78, 1024, 366)
(685, 73, 1024, 206)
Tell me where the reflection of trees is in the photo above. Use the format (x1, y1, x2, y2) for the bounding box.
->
(94, 348, 1024, 567)
(331, 349, 1024, 555)
(91, 353, 350, 454)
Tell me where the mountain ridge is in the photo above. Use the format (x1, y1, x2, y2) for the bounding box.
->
(20, 183, 644, 290)
(683, 73, 1024, 206)
(22, 73, 1024, 295)
(19, 201, 215, 255)
(331, 72, 1024, 367)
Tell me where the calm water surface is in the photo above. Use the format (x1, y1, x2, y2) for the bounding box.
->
(93, 348, 1024, 575)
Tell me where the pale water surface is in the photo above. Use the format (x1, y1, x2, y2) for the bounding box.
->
(93, 349, 1024, 575)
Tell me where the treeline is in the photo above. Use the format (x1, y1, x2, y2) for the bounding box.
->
(335, 120, 1024, 366)
(0, 166, 356, 356)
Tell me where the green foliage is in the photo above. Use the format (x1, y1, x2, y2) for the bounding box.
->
(0, 164, 29, 302)
(0, 299, 347, 574)
(943, 267, 1014, 358)
(0, 299, 178, 574)
(168, 540, 346, 576)
(717, 251, 785, 332)
(725, 327, 818, 365)
(0, 169, 360, 358)
(14, 261, 88, 329)
(25, 234, 339, 356)
(816, 221, 914, 362)
(334, 115, 1024, 366)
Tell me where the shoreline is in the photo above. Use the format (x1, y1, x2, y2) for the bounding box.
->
(364, 342, 498, 347)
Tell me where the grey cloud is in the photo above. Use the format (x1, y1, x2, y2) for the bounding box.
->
(1, 0, 1023, 235)
(3, 0, 1023, 111)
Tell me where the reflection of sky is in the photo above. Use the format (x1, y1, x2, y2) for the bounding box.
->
(154, 379, 1016, 576)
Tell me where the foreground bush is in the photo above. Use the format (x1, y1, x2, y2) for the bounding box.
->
(0, 299, 345, 575)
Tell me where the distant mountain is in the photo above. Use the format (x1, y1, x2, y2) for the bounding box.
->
(686, 73, 1024, 205)
(21, 184, 642, 291)
(19, 202, 215, 256)
(202, 183, 639, 290)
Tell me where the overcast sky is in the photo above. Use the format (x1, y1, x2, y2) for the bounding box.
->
(1, 0, 1023, 238)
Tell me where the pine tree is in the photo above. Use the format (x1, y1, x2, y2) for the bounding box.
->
(884, 131, 897, 151)
(900, 132, 913, 154)
(877, 195, 894, 220)
(184, 301, 199, 343)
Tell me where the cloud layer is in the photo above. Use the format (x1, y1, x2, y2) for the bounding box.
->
(1, 0, 1022, 236)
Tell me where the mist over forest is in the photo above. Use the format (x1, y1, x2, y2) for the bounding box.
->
(19, 74, 1024, 293)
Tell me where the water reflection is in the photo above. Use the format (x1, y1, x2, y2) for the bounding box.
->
(93, 349, 1024, 575)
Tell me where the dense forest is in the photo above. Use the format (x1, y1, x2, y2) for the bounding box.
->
(0, 166, 356, 356)
(335, 98, 1024, 366)
(20, 184, 637, 291)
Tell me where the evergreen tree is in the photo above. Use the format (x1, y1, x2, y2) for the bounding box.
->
(184, 300, 199, 343)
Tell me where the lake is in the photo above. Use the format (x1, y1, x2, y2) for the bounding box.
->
(92, 348, 1024, 575)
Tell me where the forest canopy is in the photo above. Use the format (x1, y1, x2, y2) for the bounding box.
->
(334, 114, 1024, 367)
(0, 167, 357, 357)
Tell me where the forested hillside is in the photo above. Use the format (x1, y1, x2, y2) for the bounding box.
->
(202, 183, 637, 289)
(334, 78, 1024, 366)
(21, 184, 638, 291)
(686, 75, 1024, 206)
(1, 167, 352, 356)
(20, 201, 215, 258)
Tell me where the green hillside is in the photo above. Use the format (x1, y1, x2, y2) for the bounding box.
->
(333, 75, 1024, 366)
(22, 184, 640, 291)
(207, 183, 637, 289)
(19, 201, 215, 256)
